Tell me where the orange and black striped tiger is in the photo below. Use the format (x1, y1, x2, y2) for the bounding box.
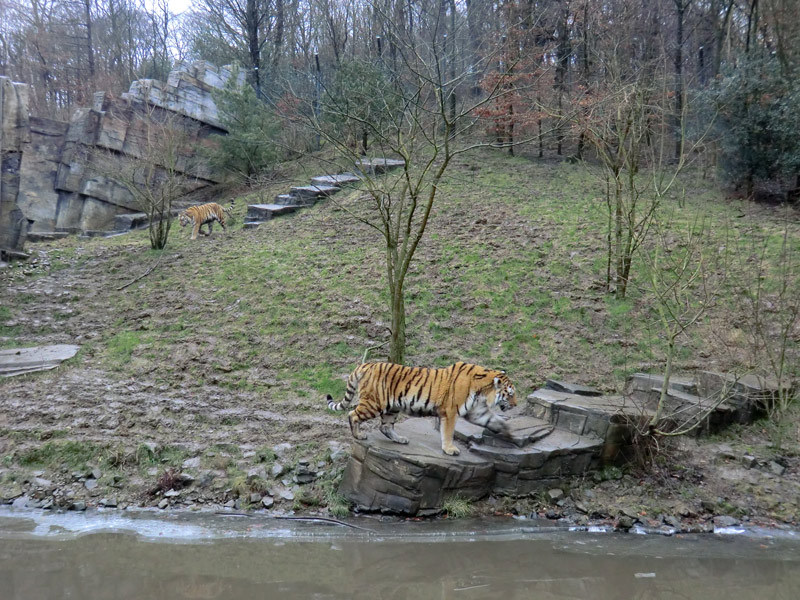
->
(326, 361, 517, 456)
(178, 202, 232, 240)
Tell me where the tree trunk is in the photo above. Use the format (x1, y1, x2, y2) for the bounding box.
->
(389, 287, 406, 364)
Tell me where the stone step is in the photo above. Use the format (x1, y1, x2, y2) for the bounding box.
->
(310, 173, 361, 187)
(338, 417, 600, 514)
(627, 371, 789, 432)
(289, 184, 340, 201)
(544, 379, 602, 396)
(354, 158, 404, 175)
(528, 389, 640, 463)
(274, 194, 307, 206)
(245, 203, 304, 222)
(25, 232, 71, 243)
(242, 222, 261, 230)
(628, 372, 699, 399)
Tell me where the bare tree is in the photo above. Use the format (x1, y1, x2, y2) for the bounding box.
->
(303, 3, 520, 364)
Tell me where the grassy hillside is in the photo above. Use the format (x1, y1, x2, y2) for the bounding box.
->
(1, 148, 797, 517)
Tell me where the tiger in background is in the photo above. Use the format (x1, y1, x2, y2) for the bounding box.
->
(178, 202, 233, 240)
(326, 361, 517, 456)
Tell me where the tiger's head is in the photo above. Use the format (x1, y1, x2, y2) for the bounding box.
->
(178, 211, 191, 227)
(491, 371, 517, 411)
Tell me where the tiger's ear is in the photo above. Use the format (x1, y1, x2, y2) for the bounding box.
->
(493, 376, 501, 389)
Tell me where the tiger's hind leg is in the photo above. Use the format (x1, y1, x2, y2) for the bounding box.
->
(379, 412, 409, 444)
(348, 398, 377, 441)
(204, 222, 213, 236)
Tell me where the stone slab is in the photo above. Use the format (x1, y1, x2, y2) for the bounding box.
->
(545, 379, 603, 396)
(289, 185, 340, 200)
(629, 373, 699, 398)
(242, 222, 261, 230)
(25, 231, 70, 242)
(310, 173, 361, 187)
(246, 203, 302, 221)
(0, 344, 80, 377)
(354, 158, 405, 174)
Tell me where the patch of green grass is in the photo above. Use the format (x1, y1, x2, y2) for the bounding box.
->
(442, 495, 473, 519)
(106, 330, 142, 365)
(18, 440, 101, 470)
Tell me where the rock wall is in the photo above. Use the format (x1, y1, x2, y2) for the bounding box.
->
(0, 77, 33, 254)
(0, 62, 243, 249)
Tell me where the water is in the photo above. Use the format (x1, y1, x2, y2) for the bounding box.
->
(1, 508, 798, 599)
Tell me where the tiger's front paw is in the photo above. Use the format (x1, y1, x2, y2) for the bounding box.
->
(395, 436, 409, 445)
(354, 432, 367, 440)
(442, 445, 461, 456)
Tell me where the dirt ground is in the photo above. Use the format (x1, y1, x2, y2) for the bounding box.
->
(1, 157, 798, 531)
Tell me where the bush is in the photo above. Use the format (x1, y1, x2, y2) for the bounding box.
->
(712, 56, 800, 197)
(208, 69, 282, 180)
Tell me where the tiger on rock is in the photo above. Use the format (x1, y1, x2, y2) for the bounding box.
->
(178, 202, 232, 240)
(325, 361, 517, 456)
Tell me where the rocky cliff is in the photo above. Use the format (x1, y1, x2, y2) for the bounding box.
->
(0, 62, 243, 253)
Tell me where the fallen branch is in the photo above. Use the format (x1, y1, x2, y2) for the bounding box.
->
(117, 252, 165, 291)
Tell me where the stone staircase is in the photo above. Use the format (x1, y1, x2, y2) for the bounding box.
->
(338, 371, 790, 515)
(243, 159, 405, 229)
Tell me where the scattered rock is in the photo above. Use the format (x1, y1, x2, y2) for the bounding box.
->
(293, 463, 318, 485)
(547, 488, 565, 503)
(91, 468, 103, 480)
(619, 506, 640, 520)
(70, 501, 87, 511)
(261, 496, 274, 509)
(663, 515, 682, 529)
(158, 499, 169, 509)
(247, 467, 267, 483)
(277, 488, 295, 502)
(713, 515, 740, 528)
(616, 516, 634, 530)
(741, 455, 757, 469)
(84, 478, 98, 491)
(270, 463, 285, 478)
(1, 483, 24, 501)
(164, 489, 180, 498)
(100, 497, 118, 508)
(182, 457, 202, 469)
(544, 509, 560, 520)
(272, 443, 293, 458)
(768, 461, 786, 477)
(176, 472, 195, 486)
(249, 493, 262, 504)
(32, 477, 54, 489)
(12, 495, 30, 508)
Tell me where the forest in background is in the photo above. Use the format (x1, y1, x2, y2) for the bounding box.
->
(1, 0, 799, 199)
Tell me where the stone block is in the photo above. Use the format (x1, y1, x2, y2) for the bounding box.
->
(354, 158, 404, 174)
(310, 173, 361, 187)
(246, 203, 302, 221)
(289, 185, 340, 201)
(545, 379, 602, 396)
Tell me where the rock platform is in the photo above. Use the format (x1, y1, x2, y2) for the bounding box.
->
(338, 371, 791, 515)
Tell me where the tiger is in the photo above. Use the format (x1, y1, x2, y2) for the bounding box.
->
(326, 361, 517, 456)
(178, 202, 232, 240)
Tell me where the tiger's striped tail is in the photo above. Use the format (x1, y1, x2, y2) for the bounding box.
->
(326, 367, 366, 411)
